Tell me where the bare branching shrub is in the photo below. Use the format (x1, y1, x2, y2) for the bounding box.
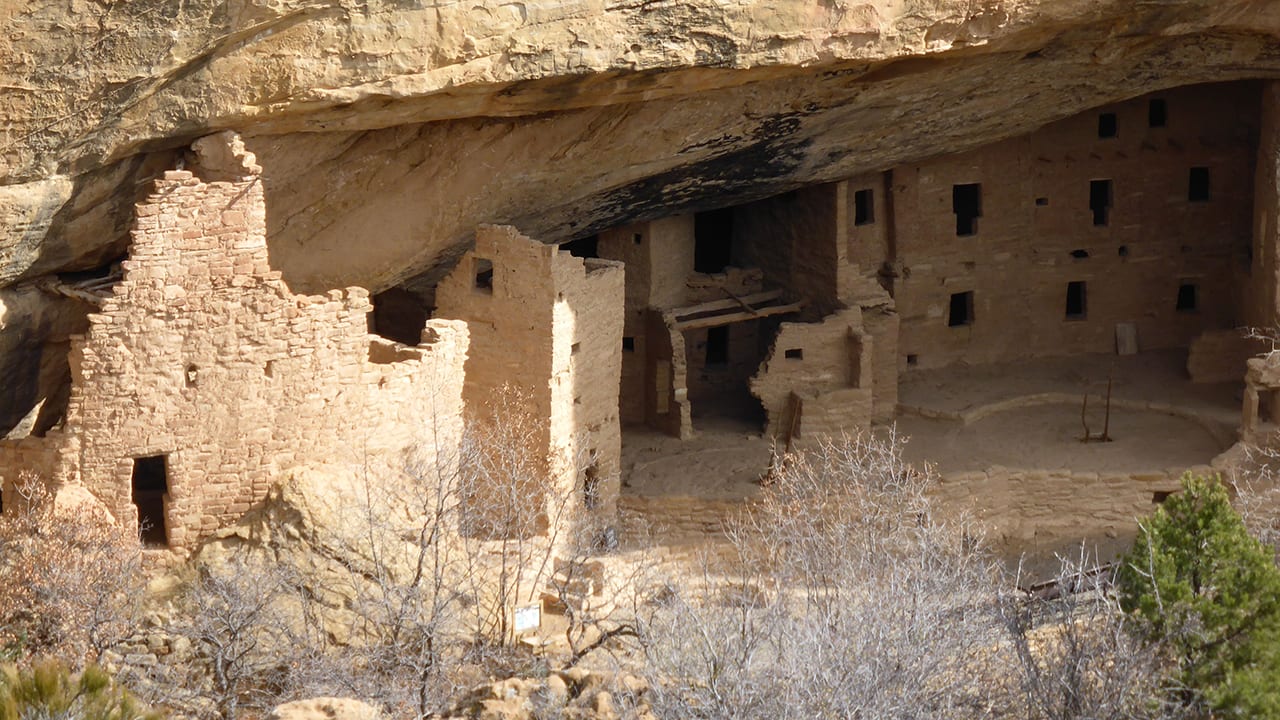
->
(999, 547, 1178, 720)
(636, 430, 1001, 719)
(0, 472, 144, 666)
(161, 556, 296, 720)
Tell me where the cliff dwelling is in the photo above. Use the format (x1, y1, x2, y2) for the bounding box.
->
(0, 79, 1272, 570)
(7, 0, 1280, 575)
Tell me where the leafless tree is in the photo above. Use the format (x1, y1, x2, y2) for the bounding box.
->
(0, 471, 145, 666)
(635, 430, 1002, 719)
(162, 556, 296, 720)
(998, 546, 1180, 720)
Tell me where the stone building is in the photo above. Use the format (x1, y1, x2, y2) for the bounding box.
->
(564, 82, 1270, 454)
(0, 134, 476, 552)
(3, 80, 1279, 554)
(435, 224, 625, 530)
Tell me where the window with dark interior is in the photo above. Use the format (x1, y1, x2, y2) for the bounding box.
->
(854, 189, 875, 226)
(474, 258, 494, 293)
(694, 208, 735, 273)
(1149, 99, 1167, 128)
(1176, 283, 1199, 312)
(1189, 167, 1211, 202)
(1065, 281, 1087, 320)
(705, 326, 729, 365)
(1090, 180, 1113, 226)
(952, 184, 982, 236)
(948, 292, 974, 327)
(1098, 113, 1118, 138)
(131, 455, 169, 546)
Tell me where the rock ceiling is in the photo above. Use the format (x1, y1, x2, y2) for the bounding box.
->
(4, 0, 1280, 293)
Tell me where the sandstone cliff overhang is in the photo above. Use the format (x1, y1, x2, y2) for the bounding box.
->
(6, 1, 1280, 293)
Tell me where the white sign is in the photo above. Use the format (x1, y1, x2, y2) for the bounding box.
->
(514, 603, 541, 634)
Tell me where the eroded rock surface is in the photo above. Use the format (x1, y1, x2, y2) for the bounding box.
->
(5, 1, 1280, 291)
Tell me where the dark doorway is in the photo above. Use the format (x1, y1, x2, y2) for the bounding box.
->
(1188, 168, 1211, 202)
(1098, 113, 1118, 139)
(854, 189, 875, 226)
(131, 455, 169, 546)
(948, 292, 974, 327)
(694, 209, 735, 273)
(1149, 99, 1167, 128)
(1065, 281, 1088, 320)
(1176, 283, 1199, 312)
(952, 184, 982, 236)
(1090, 180, 1113, 226)
(705, 326, 730, 365)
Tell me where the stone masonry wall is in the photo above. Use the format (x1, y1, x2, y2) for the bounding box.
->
(436, 225, 624, 529)
(893, 83, 1258, 370)
(0, 133, 469, 551)
(750, 307, 873, 442)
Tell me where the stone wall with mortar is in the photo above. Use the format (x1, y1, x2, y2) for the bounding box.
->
(750, 307, 873, 442)
(0, 134, 469, 552)
(436, 225, 625, 528)
(892, 83, 1258, 370)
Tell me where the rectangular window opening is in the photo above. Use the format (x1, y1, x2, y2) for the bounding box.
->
(131, 455, 169, 546)
(474, 258, 494, 293)
(694, 208, 735, 273)
(705, 326, 729, 365)
(948, 292, 974, 327)
(1189, 167, 1211, 202)
(1065, 281, 1088, 320)
(784, 348, 803, 360)
(1090, 180, 1113, 226)
(1098, 113, 1118, 139)
(906, 354, 919, 366)
(1176, 283, 1199, 312)
(1149, 99, 1167, 128)
(854, 189, 875, 226)
(952, 184, 982, 237)
(622, 337, 635, 352)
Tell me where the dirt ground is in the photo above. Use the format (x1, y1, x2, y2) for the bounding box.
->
(619, 350, 1242, 579)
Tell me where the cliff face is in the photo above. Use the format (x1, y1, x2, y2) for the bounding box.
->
(4, 0, 1280, 291)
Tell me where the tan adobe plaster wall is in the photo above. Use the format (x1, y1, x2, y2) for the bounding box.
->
(436, 225, 625, 527)
(0, 135, 469, 551)
(893, 83, 1258, 370)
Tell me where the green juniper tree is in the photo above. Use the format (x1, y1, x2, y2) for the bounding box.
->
(1118, 474, 1280, 718)
(0, 660, 161, 720)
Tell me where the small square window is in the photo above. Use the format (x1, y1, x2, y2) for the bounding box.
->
(948, 292, 974, 327)
(1098, 113, 1118, 139)
(622, 337, 635, 352)
(1035, 197, 1050, 207)
(784, 348, 803, 360)
(633, 233, 643, 245)
(854, 189, 875, 226)
(906, 354, 919, 366)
